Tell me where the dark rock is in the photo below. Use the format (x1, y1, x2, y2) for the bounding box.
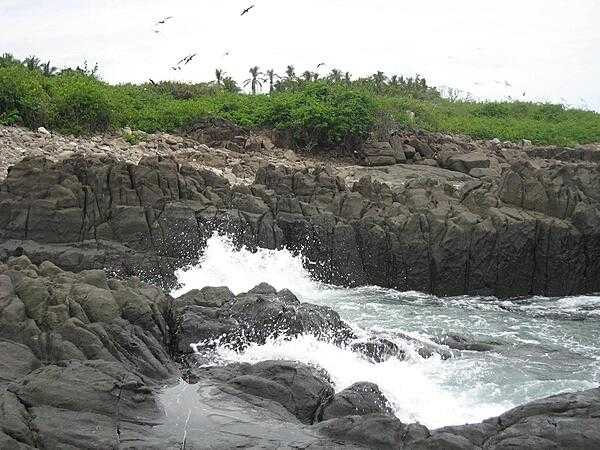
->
(320, 382, 394, 420)
(0, 340, 40, 387)
(351, 338, 403, 363)
(2, 143, 600, 298)
(189, 360, 334, 424)
(316, 414, 430, 450)
(435, 334, 497, 352)
(175, 286, 234, 308)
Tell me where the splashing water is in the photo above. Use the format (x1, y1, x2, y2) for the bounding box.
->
(173, 232, 322, 297)
(174, 234, 600, 428)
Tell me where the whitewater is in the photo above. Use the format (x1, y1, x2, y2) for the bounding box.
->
(173, 233, 600, 429)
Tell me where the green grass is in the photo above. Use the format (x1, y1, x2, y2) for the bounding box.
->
(1, 64, 599, 148)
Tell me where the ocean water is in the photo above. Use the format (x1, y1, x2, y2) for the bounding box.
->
(173, 233, 600, 429)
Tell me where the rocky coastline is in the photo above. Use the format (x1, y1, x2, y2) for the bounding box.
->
(1, 258, 599, 449)
(2, 124, 600, 297)
(1, 123, 599, 448)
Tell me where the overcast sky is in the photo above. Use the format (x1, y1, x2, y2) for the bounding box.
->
(3, 0, 600, 110)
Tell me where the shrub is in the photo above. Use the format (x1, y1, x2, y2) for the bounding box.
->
(268, 82, 376, 149)
(0, 65, 50, 127)
(48, 74, 113, 134)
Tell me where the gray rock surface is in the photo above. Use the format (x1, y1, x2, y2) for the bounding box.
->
(3, 126, 600, 298)
(320, 382, 394, 420)
(0, 260, 598, 449)
(176, 283, 354, 353)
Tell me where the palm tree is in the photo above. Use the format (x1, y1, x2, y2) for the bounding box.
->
(23, 56, 41, 71)
(265, 69, 279, 94)
(389, 75, 399, 87)
(244, 66, 264, 94)
(372, 71, 387, 93)
(344, 72, 352, 85)
(41, 61, 57, 76)
(301, 71, 312, 82)
(215, 68, 226, 86)
(285, 65, 296, 80)
(328, 69, 342, 83)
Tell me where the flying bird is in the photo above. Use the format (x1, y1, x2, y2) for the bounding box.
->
(522, 91, 526, 97)
(156, 16, 173, 25)
(152, 30, 160, 34)
(316, 62, 326, 69)
(170, 66, 182, 71)
(504, 81, 512, 87)
(149, 79, 157, 86)
(241, 5, 255, 16)
(177, 53, 197, 66)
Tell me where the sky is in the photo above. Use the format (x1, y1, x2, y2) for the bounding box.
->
(2, 0, 600, 110)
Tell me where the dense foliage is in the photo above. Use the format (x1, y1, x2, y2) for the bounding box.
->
(1, 52, 600, 147)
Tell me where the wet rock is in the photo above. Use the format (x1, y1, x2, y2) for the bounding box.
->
(191, 360, 334, 424)
(316, 414, 430, 450)
(320, 382, 394, 420)
(177, 284, 355, 353)
(434, 334, 497, 352)
(351, 338, 403, 363)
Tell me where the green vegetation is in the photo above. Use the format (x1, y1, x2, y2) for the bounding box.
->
(1, 52, 599, 148)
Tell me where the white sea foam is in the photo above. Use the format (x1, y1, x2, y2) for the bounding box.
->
(173, 232, 324, 298)
(173, 233, 600, 428)
(212, 334, 510, 428)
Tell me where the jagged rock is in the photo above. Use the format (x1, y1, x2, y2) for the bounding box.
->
(446, 152, 492, 173)
(2, 127, 600, 298)
(177, 283, 354, 353)
(0, 259, 176, 379)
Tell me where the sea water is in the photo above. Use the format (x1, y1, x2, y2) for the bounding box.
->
(173, 233, 600, 429)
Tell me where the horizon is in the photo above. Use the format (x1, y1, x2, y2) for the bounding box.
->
(2, 0, 600, 111)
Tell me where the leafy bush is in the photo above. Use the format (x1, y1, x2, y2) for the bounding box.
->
(268, 82, 376, 148)
(1, 61, 599, 148)
(0, 65, 50, 127)
(47, 74, 113, 134)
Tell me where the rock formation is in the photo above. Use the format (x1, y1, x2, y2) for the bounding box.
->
(2, 123, 600, 297)
(0, 259, 598, 449)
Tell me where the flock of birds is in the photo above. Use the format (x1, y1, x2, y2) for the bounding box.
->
(152, 5, 256, 73)
(147, 5, 535, 102)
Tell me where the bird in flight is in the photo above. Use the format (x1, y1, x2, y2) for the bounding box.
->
(241, 5, 255, 16)
(504, 80, 512, 87)
(316, 62, 326, 69)
(170, 66, 182, 71)
(149, 79, 157, 86)
(177, 53, 197, 66)
(156, 16, 173, 25)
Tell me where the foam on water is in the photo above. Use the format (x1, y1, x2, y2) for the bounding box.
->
(174, 233, 600, 428)
(173, 232, 323, 298)
(213, 334, 510, 428)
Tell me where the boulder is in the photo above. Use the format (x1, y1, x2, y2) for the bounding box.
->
(177, 283, 355, 353)
(351, 338, 403, 363)
(189, 360, 334, 424)
(446, 152, 492, 174)
(320, 382, 394, 420)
